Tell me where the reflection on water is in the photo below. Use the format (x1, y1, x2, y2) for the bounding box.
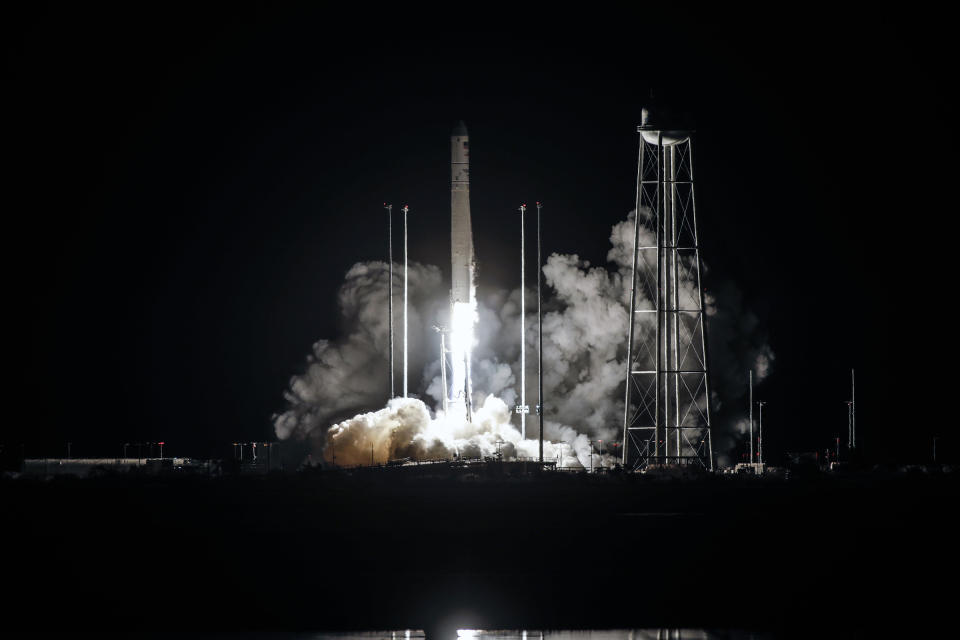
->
(311, 631, 775, 640)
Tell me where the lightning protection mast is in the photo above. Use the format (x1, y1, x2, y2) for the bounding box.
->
(516, 204, 529, 439)
(403, 205, 409, 398)
(621, 107, 714, 471)
(537, 201, 544, 464)
(385, 204, 394, 399)
(758, 400, 766, 466)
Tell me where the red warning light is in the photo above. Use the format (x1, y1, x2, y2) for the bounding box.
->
(158, 442, 165, 446)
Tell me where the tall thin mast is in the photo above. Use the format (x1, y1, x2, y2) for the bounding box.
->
(403, 205, 409, 398)
(537, 201, 544, 464)
(749, 370, 754, 465)
(385, 204, 394, 399)
(758, 401, 766, 465)
(519, 204, 527, 440)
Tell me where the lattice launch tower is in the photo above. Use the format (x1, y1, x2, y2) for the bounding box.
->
(621, 108, 714, 471)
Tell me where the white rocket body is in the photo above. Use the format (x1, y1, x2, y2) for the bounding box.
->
(449, 121, 475, 420)
(451, 122, 474, 306)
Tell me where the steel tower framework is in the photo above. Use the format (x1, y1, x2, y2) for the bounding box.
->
(621, 118, 714, 471)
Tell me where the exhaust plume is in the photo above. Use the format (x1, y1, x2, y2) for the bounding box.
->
(274, 212, 772, 469)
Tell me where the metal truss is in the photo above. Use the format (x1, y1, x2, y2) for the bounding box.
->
(621, 127, 714, 472)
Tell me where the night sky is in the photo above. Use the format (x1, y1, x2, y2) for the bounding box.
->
(6, 7, 954, 462)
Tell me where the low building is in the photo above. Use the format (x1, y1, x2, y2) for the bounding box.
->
(20, 457, 216, 477)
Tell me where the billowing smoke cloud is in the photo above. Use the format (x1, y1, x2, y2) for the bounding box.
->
(274, 212, 772, 469)
(273, 260, 445, 441)
(323, 395, 584, 467)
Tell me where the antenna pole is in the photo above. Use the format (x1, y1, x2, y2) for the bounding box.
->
(537, 201, 544, 464)
(519, 204, 527, 440)
(386, 204, 394, 399)
(758, 401, 766, 466)
(749, 370, 754, 467)
(403, 205, 409, 398)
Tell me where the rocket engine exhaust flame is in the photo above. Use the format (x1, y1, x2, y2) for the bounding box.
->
(449, 300, 477, 421)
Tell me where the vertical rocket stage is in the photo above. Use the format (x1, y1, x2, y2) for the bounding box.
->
(451, 121, 474, 306)
(449, 121, 475, 421)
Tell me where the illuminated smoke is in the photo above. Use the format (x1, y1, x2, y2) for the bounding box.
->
(325, 395, 611, 469)
(273, 260, 445, 442)
(274, 212, 772, 468)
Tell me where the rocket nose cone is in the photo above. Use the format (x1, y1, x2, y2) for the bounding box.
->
(452, 120, 468, 137)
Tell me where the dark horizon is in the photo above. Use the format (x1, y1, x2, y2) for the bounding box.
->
(6, 7, 956, 464)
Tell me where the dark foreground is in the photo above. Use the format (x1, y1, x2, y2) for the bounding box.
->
(5, 470, 957, 635)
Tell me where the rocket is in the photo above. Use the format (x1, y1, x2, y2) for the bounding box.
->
(450, 121, 474, 306)
(449, 121, 475, 421)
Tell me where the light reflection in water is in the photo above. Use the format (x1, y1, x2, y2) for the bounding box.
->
(315, 631, 777, 640)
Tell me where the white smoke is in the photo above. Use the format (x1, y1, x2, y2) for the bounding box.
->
(323, 394, 611, 469)
(273, 260, 445, 442)
(274, 212, 772, 468)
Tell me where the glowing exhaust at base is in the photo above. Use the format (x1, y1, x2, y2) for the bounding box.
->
(449, 300, 476, 422)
